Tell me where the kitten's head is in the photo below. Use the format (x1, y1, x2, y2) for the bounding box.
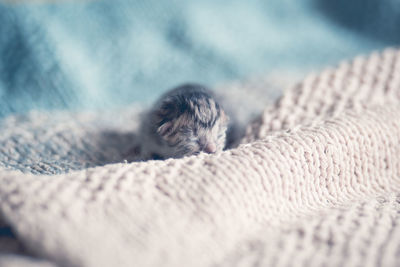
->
(154, 87, 228, 158)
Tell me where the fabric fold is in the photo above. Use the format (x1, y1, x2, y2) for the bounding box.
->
(1, 49, 400, 266)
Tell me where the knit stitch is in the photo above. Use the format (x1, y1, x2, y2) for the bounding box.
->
(1, 49, 400, 267)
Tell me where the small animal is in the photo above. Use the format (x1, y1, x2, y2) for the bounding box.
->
(139, 83, 229, 160)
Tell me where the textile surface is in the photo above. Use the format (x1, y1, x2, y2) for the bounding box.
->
(1, 0, 400, 117)
(1, 48, 400, 266)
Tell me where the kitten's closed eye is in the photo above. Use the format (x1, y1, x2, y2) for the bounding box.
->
(157, 121, 173, 136)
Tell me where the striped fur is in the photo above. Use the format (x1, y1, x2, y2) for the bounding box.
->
(142, 84, 228, 159)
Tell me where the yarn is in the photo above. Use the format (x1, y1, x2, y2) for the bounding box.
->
(1, 49, 400, 266)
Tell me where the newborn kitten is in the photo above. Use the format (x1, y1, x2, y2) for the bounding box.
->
(139, 83, 229, 160)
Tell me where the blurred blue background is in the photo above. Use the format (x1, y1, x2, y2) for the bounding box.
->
(0, 0, 399, 118)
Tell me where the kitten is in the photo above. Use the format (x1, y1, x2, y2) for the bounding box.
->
(139, 83, 229, 160)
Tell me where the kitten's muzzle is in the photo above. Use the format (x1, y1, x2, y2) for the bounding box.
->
(203, 142, 217, 154)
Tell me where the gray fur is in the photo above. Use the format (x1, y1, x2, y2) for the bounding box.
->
(139, 84, 229, 159)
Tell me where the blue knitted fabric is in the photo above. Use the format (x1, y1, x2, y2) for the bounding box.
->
(0, 0, 399, 117)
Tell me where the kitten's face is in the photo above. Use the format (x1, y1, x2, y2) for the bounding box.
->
(155, 94, 228, 158)
(158, 114, 228, 157)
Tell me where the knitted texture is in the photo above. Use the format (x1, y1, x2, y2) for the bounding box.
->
(1, 49, 400, 266)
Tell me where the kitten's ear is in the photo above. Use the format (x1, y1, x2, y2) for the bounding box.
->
(157, 121, 173, 137)
(155, 97, 178, 137)
(158, 97, 178, 119)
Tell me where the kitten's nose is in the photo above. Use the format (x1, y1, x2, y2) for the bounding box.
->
(204, 142, 217, 154)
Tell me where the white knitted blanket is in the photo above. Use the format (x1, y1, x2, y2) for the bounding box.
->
(1, 49, 400, 267)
